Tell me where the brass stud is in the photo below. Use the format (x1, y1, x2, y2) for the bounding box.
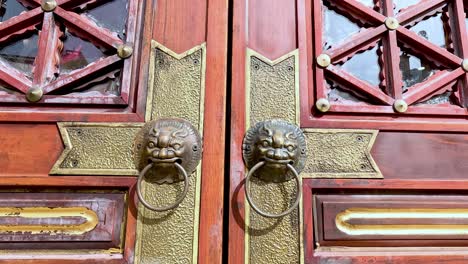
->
(316, 98, 331, 112)
(117, 45, 133, 59)
(316, 54, 331, 68)
(41, 0, 57, 12)
(393, 99, 408, 113)
(26, 87, 43, 103)
(384, 17, 399, 30)
(462, 59, 468, 72)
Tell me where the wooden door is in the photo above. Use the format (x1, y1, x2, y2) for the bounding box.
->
(229, 0, 468, 263)
(0, 0, 227, 263)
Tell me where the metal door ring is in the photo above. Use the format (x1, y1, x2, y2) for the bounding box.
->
(245, 161, 301, 218)
(137, 162, 189, 212)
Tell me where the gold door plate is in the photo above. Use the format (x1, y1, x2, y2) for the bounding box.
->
(302, 129, 382, 179)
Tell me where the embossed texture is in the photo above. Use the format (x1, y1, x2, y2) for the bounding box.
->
(302, 129, 382, 178)
(50, 123, 142, 175)
(246, 49, 300, 264)
(248, 53, 297, 125)
(135, 42, 205, 264)
(147, 42, 205, 124)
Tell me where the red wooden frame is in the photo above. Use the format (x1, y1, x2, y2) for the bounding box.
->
(301, 0, 468, 131)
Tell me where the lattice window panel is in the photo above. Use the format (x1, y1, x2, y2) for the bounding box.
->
(0, 0, 138, 105)
(313, 0, 468, 116)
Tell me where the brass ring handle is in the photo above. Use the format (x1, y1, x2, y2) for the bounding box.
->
(245, 161, 301, 218)
(137, 162, 189, 212)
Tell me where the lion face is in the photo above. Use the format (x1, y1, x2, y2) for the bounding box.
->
(243, 119, 307, 182)
(146, 126, 188, 164)
(134, 118, 202, 184)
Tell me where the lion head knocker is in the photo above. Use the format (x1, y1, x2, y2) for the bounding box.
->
(134, 118, 202, 184)
(242, 119, 307, 182)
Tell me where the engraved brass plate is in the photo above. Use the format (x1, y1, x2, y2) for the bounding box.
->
(134, 42, 205, 264)
(302, 129, 382, 178)
(336, 208, 468, 236)
(50, 122, 142, 175)
(245, 49, 301, 264)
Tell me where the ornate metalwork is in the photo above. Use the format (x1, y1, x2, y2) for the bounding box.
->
(134, 42, 206, 264)
(302, 129, 382, 178)
(245, 49, 301, 264)
(133, 118, 202, 184)
(50, 123, 142, 175)
(243, 119, 307, 182)
(245, 161, 301, 218)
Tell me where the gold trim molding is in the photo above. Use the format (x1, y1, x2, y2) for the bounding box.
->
(336, 208, 468, 236)
(50, 122, 142, 175)
(0, 207, 98, 235)
(302, 129, 382, 178)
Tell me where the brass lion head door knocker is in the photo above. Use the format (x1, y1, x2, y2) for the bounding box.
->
(242, 119, 307, 218)
(134, 118, 202, 211)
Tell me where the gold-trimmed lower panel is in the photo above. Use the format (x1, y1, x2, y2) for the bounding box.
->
(0, 207, 98, 235)
(337, 208, 468, 236)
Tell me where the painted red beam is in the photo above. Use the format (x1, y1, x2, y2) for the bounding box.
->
(33, 13, 62, 87)
(326, 65, 394, 105)
(54, 7, 123, 51)
(328, 0, 386, 25)
(0, 8, 43, 39)
(383, 30, 403, 99)
(0, 66, 32, 94)
(396, 0, 446, 25)
(403, 68, 465, 105)
(328, 25, 385, 64)
(42, 55, 122, 94)
(397, 27, 462, 68)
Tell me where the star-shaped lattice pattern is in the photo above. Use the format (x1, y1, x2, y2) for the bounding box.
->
(0, 0, 134, 104)
(316, 0, 468, 115)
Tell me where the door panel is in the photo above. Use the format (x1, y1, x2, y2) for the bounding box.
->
(230, 0, 468, 263)
(0, 0, 227, 263)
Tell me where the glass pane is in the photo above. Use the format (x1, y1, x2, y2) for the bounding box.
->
(400, 49, 436, 91)
(340, 45, 381, 87)
(0, 31, 38, 77)
(0, 82, 20, 96)
(49, 70, 121, 96)
(60, 29, 106, 74)
(394, 0, 420, 13)
(326, 79, 373, 104)
(410, 13, 447, 49)
(417, 90, 454, 105)
(81, 0, 128, 40)
(323, 3, 361, 50)
(0, 0, 28, 22)
(355, 0, 374, 8)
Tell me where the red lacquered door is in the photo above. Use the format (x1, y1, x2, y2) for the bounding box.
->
(229, 0, 468, 263)
(0, 0, 227, 263)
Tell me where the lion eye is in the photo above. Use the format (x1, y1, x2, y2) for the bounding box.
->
(286, 145, 294, 152)
(173, 143, 181, 150)
(262, 140, 269, 147)
(148, 142, 156, 148)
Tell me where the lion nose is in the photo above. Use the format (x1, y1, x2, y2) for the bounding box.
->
(274, 149, 287, 160)
(158, 148, 175, 159)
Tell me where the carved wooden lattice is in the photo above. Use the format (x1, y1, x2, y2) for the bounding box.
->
(314, 0, 468, 116)
(0, 0, 137, 105)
